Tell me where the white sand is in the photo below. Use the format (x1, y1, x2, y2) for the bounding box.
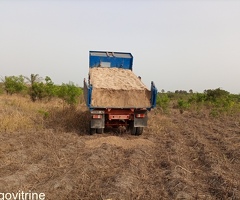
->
(89, 67, 151, 108)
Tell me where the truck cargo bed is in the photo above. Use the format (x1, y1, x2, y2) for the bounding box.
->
(89, 67, 151, 108)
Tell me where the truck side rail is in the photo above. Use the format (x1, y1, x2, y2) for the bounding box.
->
(151, 81, 158, 109)
(84, 78, 92, 108)
(84, 80, 158, 110)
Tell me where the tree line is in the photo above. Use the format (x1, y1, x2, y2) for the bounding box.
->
(0, 74, 82, 105)
(157, 88, 240, 116)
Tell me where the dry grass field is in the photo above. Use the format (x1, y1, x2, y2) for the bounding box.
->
(0, 94, 239, 199)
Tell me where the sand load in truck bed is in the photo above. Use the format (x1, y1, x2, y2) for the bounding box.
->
(89, 67, 151, 108)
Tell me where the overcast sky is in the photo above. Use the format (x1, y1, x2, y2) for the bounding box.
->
(1, 0, 240, 93)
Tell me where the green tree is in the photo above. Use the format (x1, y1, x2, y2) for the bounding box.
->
(31, 82, 46, 101)
(204, 88, 230, 102)
(25, 74, 44, 101)
(178, 99, 190, 114)
(44, 76, 57, 100)
(24, 74, 42, 86)
(57, 82, 82, 106)
(156, 93, 170, 113)
(2, 75, 26, 95)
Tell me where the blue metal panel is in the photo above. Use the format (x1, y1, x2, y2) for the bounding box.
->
(88, 85, 92, 107)
(84, 79, 92, 108)
(150, 81, 158, 109)
(89, 51, 133, 70)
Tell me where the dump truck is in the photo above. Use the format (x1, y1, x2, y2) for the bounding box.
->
(84, 51, 157, 135)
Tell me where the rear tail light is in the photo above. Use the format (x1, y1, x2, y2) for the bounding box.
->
(135, 114, 145, 118)
(92, 115, 102, 119)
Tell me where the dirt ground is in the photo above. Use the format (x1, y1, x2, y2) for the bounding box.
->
(0, 100, 239, 199)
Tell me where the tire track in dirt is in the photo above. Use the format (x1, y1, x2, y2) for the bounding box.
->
(81, 135, 167, 199)
(146, 112, 198, 199)
(171, 112, 240, 199)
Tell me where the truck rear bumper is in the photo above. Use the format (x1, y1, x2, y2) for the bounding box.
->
(89, 108, 148, 129)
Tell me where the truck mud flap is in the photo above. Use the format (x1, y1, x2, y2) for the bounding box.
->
(134, 110, 148, 127)
(90, 110, 105, 129)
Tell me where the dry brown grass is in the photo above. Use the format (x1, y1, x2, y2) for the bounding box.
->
(0, 94, 45, 132)
(0, 94, 89, 133)
(0, 94, 239, 199)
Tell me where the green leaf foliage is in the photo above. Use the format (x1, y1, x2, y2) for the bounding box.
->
(177, 99, 190, 114)
(44, 76, 57, 99)
(57, 82, 82, 105)
(2, 75, 26, 95)
(156, 93, 170, 113)
(204, 88, 230, 102)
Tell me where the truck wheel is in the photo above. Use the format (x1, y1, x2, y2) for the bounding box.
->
(97, 128, 104, 134)
(136, 127, 143, 135)
(89, 122, 96, 135)
(90, 128, 96, 135)
(131, 127, 137, 135)
(129, 122, 136, 135)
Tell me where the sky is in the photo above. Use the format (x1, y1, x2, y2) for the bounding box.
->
(0, 0, 240, 94)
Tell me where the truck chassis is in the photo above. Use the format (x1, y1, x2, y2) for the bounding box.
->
(89, 108, 148, 135)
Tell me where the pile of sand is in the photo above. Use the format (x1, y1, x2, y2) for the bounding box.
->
(89, 67, 151, 108)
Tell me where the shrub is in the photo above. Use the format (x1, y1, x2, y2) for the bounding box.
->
(25, 74, 43, 101)
(26, 75, 58, 102)
(2, 75, 26, 95)
(57, 82, 82, 106)
(44, 76, 57, 100)
(156, 93, 170, 113)
(30, 82, 45, 101)
(0, 82, 4, 95)
(204, 88, 229, 102)
(177, 99, 190, 114)
(187, 93, 207, 111)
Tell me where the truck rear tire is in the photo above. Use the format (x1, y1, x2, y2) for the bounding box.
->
(90, 128, 96, 135)
(97, 128, 104, 134)
(136, 127, 143, 135)
(129, 122, 136, 135)
(89, 122, 96, 135)
(131, 127, 137, 135)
